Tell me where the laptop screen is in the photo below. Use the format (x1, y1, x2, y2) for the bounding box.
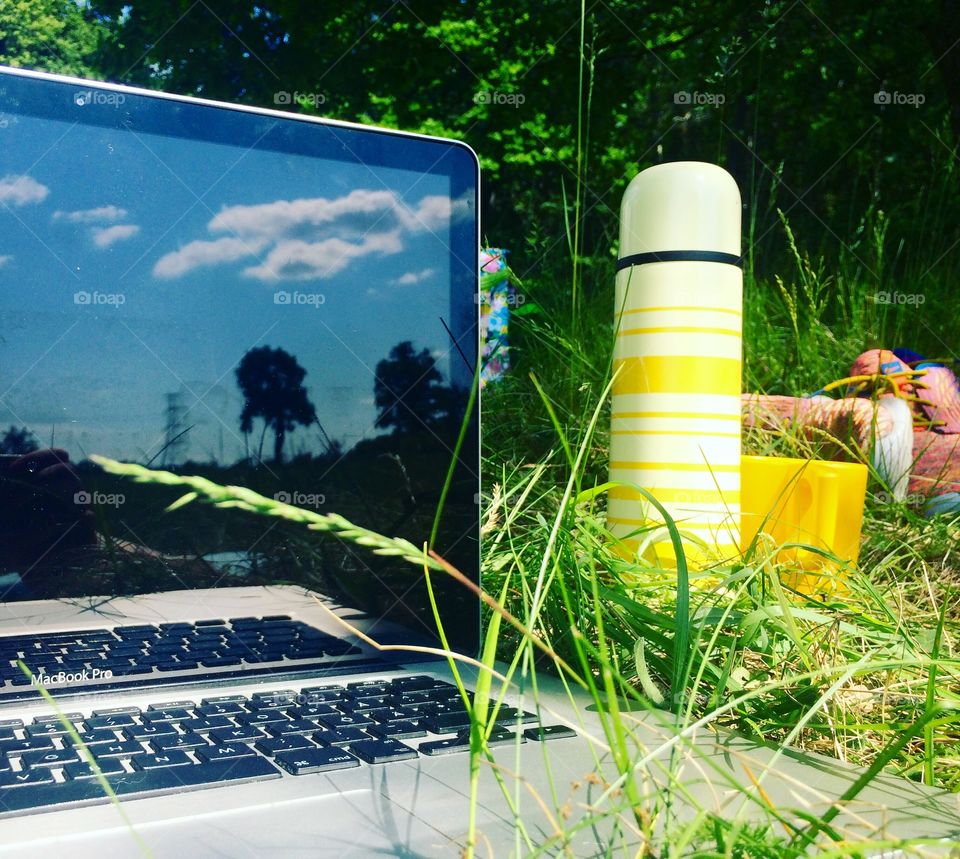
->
(0, 68, 479, 655)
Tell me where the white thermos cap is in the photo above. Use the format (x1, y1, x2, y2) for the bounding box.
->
(620, 161, 741, 258)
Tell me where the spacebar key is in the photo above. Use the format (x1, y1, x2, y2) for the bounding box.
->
(0, 756, 282, 817)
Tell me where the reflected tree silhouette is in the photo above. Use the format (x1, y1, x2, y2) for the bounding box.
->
(236, 345, 317, 464)
(0, 426, 39, 456)
(374, 341, 454, 436)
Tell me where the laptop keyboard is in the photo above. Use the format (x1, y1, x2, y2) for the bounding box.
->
(0, 675, 575, 817)
(0, 616, 362, 689)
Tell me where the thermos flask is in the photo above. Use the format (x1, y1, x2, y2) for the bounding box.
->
(607, 161, 743, 567)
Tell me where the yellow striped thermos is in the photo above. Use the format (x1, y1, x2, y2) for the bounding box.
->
(607, 162, 742, 567)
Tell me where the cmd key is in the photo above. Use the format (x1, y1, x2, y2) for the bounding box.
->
(274, 747, 359, 775)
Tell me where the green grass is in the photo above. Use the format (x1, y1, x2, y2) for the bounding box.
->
(476, 212, 960, 853)
(93, 273, 960, 853)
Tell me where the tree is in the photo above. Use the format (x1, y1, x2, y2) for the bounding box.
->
(374, 341, 452, 436)
(0, 0, 106, 77)
(235, 346, 316, 464)
(0, 425, 38, 455)
(72, 1, 960, 285)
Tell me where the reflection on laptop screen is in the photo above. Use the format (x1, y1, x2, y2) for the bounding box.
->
(0, 70, 479, 653)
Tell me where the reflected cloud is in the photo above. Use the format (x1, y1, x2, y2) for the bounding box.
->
(393, 268, 435, 286)
(53, 205, 128, 224)
(153, 188, 469, 282)
(153, 236, 268, 279)
(0, 174, 48, 206)
(243, 231, 403, 282)
(92, 224, 140, 248)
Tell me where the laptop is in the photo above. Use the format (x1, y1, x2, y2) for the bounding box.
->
(0, 66, 958, 857)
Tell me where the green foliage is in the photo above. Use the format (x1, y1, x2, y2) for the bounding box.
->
(21, 0, 952, 293)
(0, 0, 106, 76)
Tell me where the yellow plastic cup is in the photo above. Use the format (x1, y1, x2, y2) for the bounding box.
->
(740, 454, 868, 596)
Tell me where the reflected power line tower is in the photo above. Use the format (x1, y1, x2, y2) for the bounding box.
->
(161, 391, 190, 467)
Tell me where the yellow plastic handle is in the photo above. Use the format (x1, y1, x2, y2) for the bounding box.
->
(816, 471, 839, 552)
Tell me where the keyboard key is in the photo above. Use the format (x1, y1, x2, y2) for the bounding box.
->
(0, 737, 55, 755)
(195, 743, 256, 762)
(25, 723, 77, 738)
(94, 741, 147, 758)
(0, 768, 54, 787)
(63, 758, 126, 780)
(133, 750, 193, 770)
(342, 696, 393, 711)
(236, 711, 288, 727)
(91, 706, 142, 717)
(312, 727, 369, 747)
(152, 732, 208, 751)
(369, 721, 426, 740)
(299, 687, 348, 704)
(391, 675, 444, 691)
(142, 708, 193, 723)
(209, 726, 265, 745)
(369, 707, 419, 723)
(32, 712, 84, 724)
(286, 704, 337, 720)
(524, 725, 577, 741)
(419, 736, 470, 756)
(200, 695, 248, 705)
(0, 756, 281, 817)
(274, 747, 358, 775)
(267, 719, 322, 738)
(255, 735, 315, 756)
(86, 715, 137, 730)
(147, 701, 196, 711)
(196, 702, 244, 717)
(347, 681, 391, 695)
(180, 716, 233, 733)
(316, 713, 373, 730)
(67, 729, 121, 747)
(251, 690, 298, 706)
(20, 748, 78, 768)
(124, 723, 179, 741)
(347, 739, 417, 764)
(424, 710, 472, 733)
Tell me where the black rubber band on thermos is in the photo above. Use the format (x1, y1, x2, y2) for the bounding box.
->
(615, 250, 743, 271)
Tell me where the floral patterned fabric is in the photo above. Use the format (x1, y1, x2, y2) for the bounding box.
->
(479, 248, 512, 387)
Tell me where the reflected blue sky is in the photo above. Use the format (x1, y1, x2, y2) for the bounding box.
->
(0, 113, 468, 463)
